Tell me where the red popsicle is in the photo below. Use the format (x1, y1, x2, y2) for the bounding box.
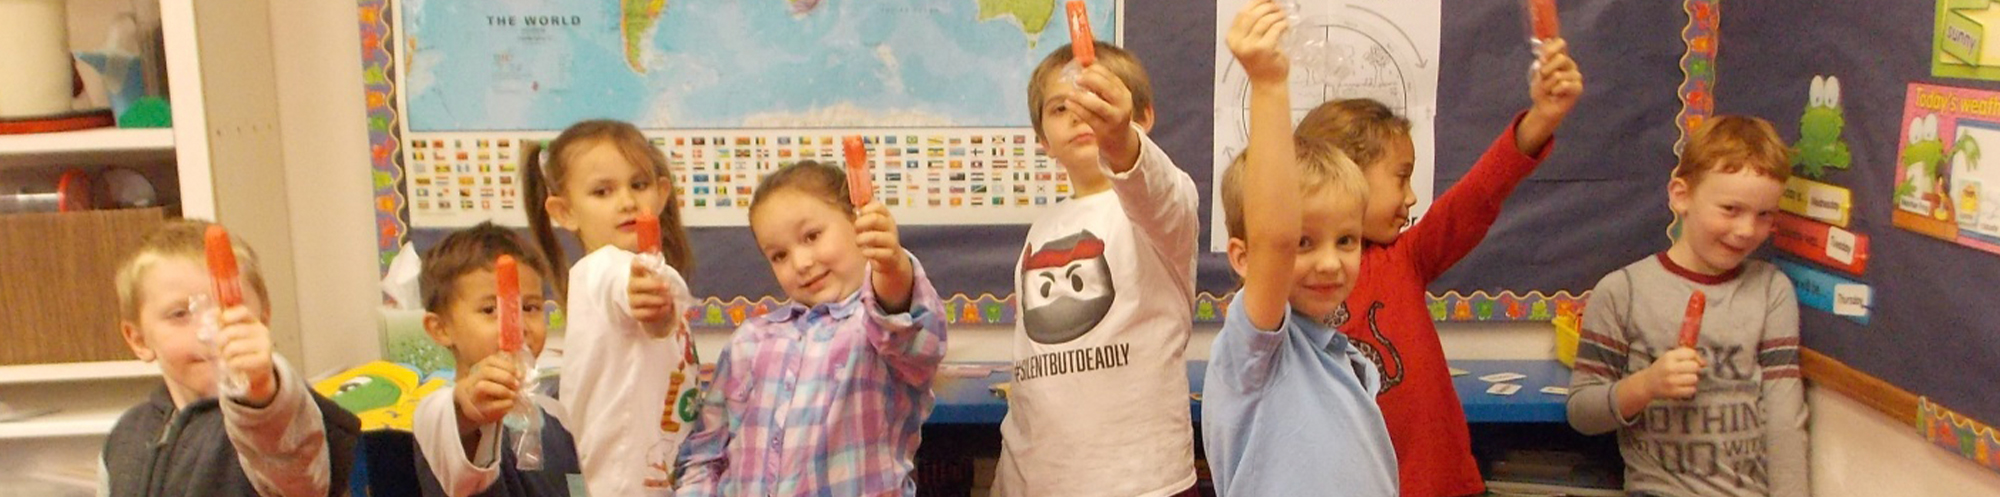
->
(204, 225, 243, 308)
(1529, 0, 1560, 40)
(636, 213, 661, 255)
(1679, 290, 1706, 348)
(844, 136, 873, 206)
(496, 255, 523, 352)
(1066, 0, 1095, 66)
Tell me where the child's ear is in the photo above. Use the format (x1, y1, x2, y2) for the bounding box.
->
(120, 320, 156, 362)
(1135, 105, 1157, 132)
(1225, 237, 1252, 281)
(1667, 176, 1693, 216)
(546, 196, 574, 231)
(422, 312, 454, 349)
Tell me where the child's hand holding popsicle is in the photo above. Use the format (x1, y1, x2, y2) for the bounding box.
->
(204, 226, 277, 406)
(846, 136, 914, 312)
(628, 213, 683, 338)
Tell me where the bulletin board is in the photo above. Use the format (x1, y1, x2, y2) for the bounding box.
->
(1711, 0, 2000, 474)
(356, 0, 1706, 332)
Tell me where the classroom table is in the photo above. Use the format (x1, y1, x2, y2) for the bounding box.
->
(928, 359, 1571, 425)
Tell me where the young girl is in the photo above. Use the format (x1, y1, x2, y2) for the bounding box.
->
(675, 160, 947, 496)
(521, 119, 699, 496)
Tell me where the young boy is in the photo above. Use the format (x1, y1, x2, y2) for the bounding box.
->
(105, 219, 359, 497)
(413, 222, 582, 497)
(1203, 2, 1395, 494)
(1293, 37, 1583, 497)
(994, 39, 1202, 497)
(1568, 115, 1808, 497)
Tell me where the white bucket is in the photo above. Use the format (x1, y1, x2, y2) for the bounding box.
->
(0, 0, 74, 119)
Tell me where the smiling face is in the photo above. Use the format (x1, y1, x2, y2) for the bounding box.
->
(1019, 231, 1116, 344)
(120, 257, 269, 407)
(1360, 135, 1417, 243)
(1668, 168, 1786, 275)
(750, 189, 868, 308)
(1288, 189, 1367, 320)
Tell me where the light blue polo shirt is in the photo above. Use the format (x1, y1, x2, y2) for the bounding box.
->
(1201, 297, 1399, 496)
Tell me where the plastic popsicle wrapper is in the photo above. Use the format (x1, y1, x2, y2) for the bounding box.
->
(496, 255, 523, 352)
(844, 135, 873, 206)
(1527, 0, 1560, 41)
(636, 212, 662, 255)
(1679, 290, 1706, 348)
(1066, 0, 1095, 66)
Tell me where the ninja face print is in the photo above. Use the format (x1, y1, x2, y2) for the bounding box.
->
(1020, 231, 1116, 344)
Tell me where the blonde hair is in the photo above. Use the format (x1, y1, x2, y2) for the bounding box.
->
(116, 219, 269, 321)
(1220, 138, 1370, 241)
(1026, 41, 1155, 139)
(1676, 115, 1793, 186)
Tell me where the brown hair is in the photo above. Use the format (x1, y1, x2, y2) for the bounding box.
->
(1026, 41, 1155, 139)
(419, 222, 555, 313)
(521, 120, 693, 301)
(1220, 138, 1370, 241)
(116, 219, 270, 321)
(1294, 99, 1413, 170)
(1675, 115, 1793, 187)
(747, 160, 855, 219)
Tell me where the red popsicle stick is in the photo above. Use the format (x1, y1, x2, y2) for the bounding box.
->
(496, 255, 523, 352)
(1679, 291, 1706, 348)
(636, 213, 662, 255)
(1066, 0, 1096, 66)
(1529, 0, 1560, 40)
(844, 136, 873, 206)
(204, 225, 243, 308)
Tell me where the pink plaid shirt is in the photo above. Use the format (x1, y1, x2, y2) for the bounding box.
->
(676, 258, 947, 497)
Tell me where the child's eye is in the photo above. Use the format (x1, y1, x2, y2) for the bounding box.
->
(804, 230, 820, 243)
(1297, 237, 1314, 250)
(523, 301, 543, 313)
(1338, 235, 1361, 248)
(480, 305, 497, 316)
(768, 251, 787, 263)
(592, 188, 611, 197)
(631, 180, 651, 190)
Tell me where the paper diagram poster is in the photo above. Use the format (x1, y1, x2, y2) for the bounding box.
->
(1208, 0, 1442, 251)
(1934, 0, 2000, 81)
(389, 0, 1120, 228)
(1893, 83, 2000, 256)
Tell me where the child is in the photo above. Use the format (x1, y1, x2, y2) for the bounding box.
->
(1568, 115, 1807, 497)
(104, 219, 359, 496)
(993, 36, 1203, 497)
(412, 222, 583, 496)
(522, 119, 699, 496)
(1202, 2, 1396, 494)
(675, 160, 947, 496)
(1292, 35, 1584, 497)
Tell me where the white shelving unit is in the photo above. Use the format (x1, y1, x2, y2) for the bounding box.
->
(0, 128, 173, 156)
(1, 0, 295, 489)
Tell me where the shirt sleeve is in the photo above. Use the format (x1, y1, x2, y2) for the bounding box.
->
(1758, 270, 1810, 497)
(1568, 269, 1639, 435)
(413, 389, 501, 497)
(860, 253, 948, 388)
(1394, 113, 1550, 282)
(1103, 123, 1200, 265)
(1208, 298, 1292, 398)
(219, 355, 333, 497)
(674, 342, 737, 497)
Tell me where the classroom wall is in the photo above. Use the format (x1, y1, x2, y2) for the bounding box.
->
(257, 1, 2000, 492)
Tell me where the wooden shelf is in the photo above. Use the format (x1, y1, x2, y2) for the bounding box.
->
(0, 404, 127, 440)
(0, 361, 158, 386)
(0, 128, 173, 156)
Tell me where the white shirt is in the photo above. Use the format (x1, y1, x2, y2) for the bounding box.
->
(995, 127, 1201, 497)
(558, 246, 700, 497)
